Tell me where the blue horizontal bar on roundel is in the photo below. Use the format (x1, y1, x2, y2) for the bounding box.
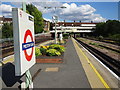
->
(22, 41, 34, 50)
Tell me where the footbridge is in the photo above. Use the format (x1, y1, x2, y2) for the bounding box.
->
(50, 22, 97, 37)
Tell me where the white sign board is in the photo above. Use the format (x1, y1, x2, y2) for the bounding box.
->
(12, 8, 35, 76)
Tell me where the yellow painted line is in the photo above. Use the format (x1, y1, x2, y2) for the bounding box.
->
(0, 57, 14, 66)
(74, 39, 110, 89)
(0, 63, 2, 66)
(3, 57, 14, 64)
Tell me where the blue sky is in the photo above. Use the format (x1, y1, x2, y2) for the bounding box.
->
(72, 2, 118, 20)
(0, 2, 119, 22)
(43, 2, 118, 21)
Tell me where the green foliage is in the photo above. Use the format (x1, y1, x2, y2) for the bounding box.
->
(108, 34, 120, 43)
(63, 33, 69, 39)
(89, 42, 98, 46)
(49, 44, 65, 53)
(35, 48, 42, 56)
(38, 44, 65, 56)
(26, 4, 44, 34)
(93, 20, 120, 39)
(98, 35, 104, 41)
(2, 23, 13, 38)
(49, 44, 61, 49)
(46, 49, 61, 56)
(40, 48, 47, 55)
(94, 22, 106, 36)
(58, 46, 65, 53)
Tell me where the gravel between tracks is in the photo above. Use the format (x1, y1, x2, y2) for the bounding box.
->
(77, 38, 119, 61)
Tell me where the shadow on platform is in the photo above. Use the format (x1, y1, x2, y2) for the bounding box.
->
(2, 63, 23, 87)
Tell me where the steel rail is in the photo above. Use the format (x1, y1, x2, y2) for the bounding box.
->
(75, 38, 120, 77)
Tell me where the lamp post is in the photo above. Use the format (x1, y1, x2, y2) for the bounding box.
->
(52, 15, 58, 44)
(60, 25, 63, 42)
(44, 6, 66, 44)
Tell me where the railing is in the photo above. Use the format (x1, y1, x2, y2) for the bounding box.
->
(1, 33, 51, 43)
(0, 38, 13, 43)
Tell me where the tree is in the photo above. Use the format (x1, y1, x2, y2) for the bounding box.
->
(93, 20, 120, 39)
(26, 4, 44, 34)
(105, 20, 120, 36)
(2, 23, 13, 38)
(93, 22, 106, 36)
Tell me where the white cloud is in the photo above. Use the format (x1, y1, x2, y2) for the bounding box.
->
(35, 2, 106, 22)
(1, 0, 119, 2)
(56, 3, 106, 22)
(0, 2, 106, 22)
(0, 4, 13, 13)
(0, 4, 13, 17)
(32, 2, 62, 13)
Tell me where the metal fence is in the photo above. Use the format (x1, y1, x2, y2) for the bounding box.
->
(0, 38, 13, 43)
(1, 33, 51, 43)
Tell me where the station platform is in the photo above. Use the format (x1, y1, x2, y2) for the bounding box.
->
(2, 38, 118, 89)
(30, 38, 91, 88)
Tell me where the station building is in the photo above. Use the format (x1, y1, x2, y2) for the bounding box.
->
(0, 16, 51, 33)
(43, 19, 51, 32)
(0, 16, 12, 29)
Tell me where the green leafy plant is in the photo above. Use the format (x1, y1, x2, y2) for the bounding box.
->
(49, 44, 65, 53)
(40, 48, 47, 55)
(98, 35, 103, 41)
(63, 33, 69, 39)
(46, 49, 61, 56)
(49, 44, 60, 50)
(35, 48, 42, 56)
(89, 42, 98, 46)
(58, 46, 65, 53)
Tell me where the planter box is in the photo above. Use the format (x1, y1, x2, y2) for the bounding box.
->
(36, 54, 64, 64)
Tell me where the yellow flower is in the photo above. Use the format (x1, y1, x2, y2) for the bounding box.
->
(46, 46, 49, 48)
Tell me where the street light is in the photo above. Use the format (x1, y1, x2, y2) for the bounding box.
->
(60, 25, 63, 42)
(52, 15, 58, 44)
(44, 6, 66, 44)
(60, 23, 64, 40)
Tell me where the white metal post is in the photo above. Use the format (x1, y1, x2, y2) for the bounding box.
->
(55, 21, 57, 44)
(22, 2, 26, 12)
(22, 1, 33, 89)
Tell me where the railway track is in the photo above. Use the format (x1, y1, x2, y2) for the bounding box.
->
(85, 37, 120, 46)
(2, 35, 53, 58)
(74, 38, 120, 77)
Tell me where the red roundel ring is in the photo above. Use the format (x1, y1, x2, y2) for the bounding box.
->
(23, 29, 34, 61)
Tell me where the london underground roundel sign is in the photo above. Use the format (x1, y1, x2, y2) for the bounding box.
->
(12, 8, 35, 76)
(22, 30, 34, 61)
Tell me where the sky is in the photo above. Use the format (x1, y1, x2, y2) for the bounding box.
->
(0, 1, 119, 22)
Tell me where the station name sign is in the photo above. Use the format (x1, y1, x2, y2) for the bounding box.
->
(12, 8, 35, 76)
(22, 41, 34, 50)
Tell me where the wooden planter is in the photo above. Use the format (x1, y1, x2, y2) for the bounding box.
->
(36, 54, 64, 64)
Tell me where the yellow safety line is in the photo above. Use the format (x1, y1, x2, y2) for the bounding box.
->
(1, 57, 14, 66)
(75, 40, 110, 89)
